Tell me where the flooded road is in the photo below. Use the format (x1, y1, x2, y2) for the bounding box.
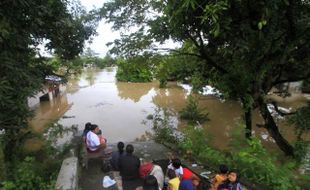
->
(28, 67, 309, 154)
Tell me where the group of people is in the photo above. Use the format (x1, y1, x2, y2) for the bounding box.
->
(108, 142, 213, 190)
(82, 123, 242, 190)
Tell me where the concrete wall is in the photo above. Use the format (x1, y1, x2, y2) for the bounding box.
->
(55, 157, 79, 190)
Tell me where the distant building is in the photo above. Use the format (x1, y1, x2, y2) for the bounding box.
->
(27, 75, 66, 109)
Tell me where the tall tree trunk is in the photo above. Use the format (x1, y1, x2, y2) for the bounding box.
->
(257, 97, 295, 156)
(241, 98, 252, 139)
(244, 107, 252, 139)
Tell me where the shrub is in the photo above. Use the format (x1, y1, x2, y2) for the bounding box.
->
(0, 157, 57, 190)
(116, 57, 153, 82)
(152, 117, 302, 190)
(180, 95, 209, 124)
(0, 122, 76, 190)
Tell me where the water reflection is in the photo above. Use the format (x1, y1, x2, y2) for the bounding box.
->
(117, 82, 154, 102)
(28, 67, 309, 154)
(152, 82, 188, 112)
(29, 93, 71, 133)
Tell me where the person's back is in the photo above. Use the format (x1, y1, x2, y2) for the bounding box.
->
(149, 164, 164, 189)
(182, 168, 200, 187)
(119, 144, 140, 180)
(82, 122, 92, 141)
(179, 179, 194, 190)
(110, 141, 125, 171)
(136, 175, 160, 190)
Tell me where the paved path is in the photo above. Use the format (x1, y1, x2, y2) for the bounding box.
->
(79, 141, 175, 190)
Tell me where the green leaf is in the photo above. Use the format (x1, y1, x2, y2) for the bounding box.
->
(258, 22, 263, 30)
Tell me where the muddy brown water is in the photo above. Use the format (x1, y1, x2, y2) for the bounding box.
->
(27, 67, 309, 155)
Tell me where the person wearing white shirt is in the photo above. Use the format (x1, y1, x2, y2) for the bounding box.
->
(86, 124, 106, 152)
(167, 158, 184, 179)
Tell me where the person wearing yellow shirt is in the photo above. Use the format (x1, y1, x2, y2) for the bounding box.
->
(167, 169, 180, 190)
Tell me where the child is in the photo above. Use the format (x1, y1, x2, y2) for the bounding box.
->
(217, 169, 242, 190)
(211, 164, 228, 190)
(167, 169, 180, 190)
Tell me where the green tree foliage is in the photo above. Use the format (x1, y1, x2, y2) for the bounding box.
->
(0, 0, 97, 179)
(100, 0, 310, 156)
(154, 52, 204, 88)
(153, 121, 302, 190)
(289, 102, 310, 161)
(78, 48, 117, 69)
(116, 55, 153, 82)
(0, 157, 57, 190)
(0, 122, 77, 190)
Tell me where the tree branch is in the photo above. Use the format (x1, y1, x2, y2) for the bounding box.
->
(271, 101, 296, 116)
(185, 30, 228, 74)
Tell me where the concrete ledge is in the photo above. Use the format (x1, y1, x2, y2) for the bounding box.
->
(112, 171, 122, 190)
(56, 157, 78, 190)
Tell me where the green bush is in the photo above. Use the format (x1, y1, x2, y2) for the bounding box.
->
(0, 122, 76, 190)
(0, 140, 5, 181)
(152, 120, 302, 190)
(116, 57, 153, 82)
(0, 157, 57, 190)
(155, 61, 169, 88)
(180, 95, 209, 124)
(152, 108, 178, 144)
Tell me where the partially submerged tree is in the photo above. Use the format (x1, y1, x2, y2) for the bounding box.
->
(101, 0, 310, 156)
(0, 0, 97, 178)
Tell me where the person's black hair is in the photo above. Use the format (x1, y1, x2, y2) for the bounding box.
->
(219, 164, 228, 174)
(83, 122, 92, 135)
(117, 142, 125, 154)
(143, 175, 159, 190)
(229, 169, 240, 183)
(167, 169, 176, 179)
(125, 144, 134, 154)
(218, 169, 241, 190)
(85, 122, 92, 130)
(90, 124, 98, 131)
(172, 158, 181, 169)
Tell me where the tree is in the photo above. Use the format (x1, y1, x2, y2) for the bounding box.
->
(0, 0, 97, 178)
(100, 0, 310, 156)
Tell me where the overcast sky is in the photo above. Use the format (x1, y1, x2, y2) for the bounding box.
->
(81, 0, 119, 57)
(80, 0, 179, 57)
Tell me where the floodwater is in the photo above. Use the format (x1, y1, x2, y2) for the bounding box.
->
(27, 67, 309, 154)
